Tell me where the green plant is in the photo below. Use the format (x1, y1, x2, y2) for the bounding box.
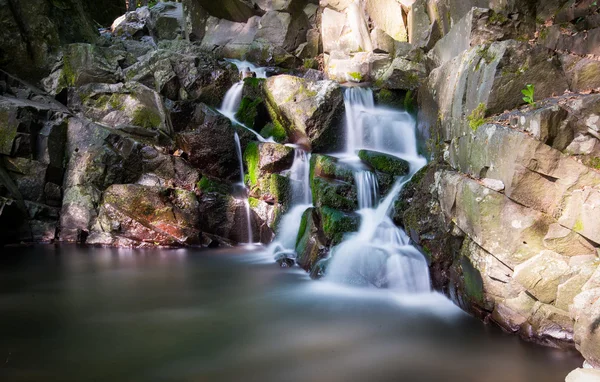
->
(521, 84, 536, 107)
(467, 103, 488, 131)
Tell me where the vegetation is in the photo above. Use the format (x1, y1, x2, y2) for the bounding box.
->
(467, 103, 488, 131)
(521, 84, 536, 107)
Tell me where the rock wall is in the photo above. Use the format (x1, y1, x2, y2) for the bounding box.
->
(399, 0, 600, 373)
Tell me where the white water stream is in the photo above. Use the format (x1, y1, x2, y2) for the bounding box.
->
(325, 87, 430, 293)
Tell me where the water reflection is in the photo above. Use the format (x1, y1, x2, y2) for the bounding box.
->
(0, 245, 582, 382)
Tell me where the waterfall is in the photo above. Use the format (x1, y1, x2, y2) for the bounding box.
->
(268, 147, 312, 261)
(233, 132, 254, 244)
(325, 88, 430, 293)
(220, 82, 244, 121)
(219, 61, 273, 143)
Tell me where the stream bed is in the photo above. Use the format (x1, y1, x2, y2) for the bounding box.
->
(0, 245, 583, 382)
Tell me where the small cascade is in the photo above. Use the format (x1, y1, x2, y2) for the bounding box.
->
(220, 82, 244, 121)
(268, 147, 313, 261)
(219, 61, 272, 142)
(355, 170, 379, 209)
(287, 147, 312, 205)
(325, 88, 430, 293)
(234, 132, 254, 245)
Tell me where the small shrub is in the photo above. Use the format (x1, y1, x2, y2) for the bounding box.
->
(521, 84, 536, 107)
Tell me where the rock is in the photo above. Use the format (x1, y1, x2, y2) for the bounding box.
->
(358, 150, 410, 177)
(123, 46, 238, 103)
(420, 41, 569, 142)
(429, 8, 534, 67)
(365, 0, 408, 42)
(195, 0, 259, 22)
(236, 77, 269, 131)
(295, 29, 320, 59)
(319, 206, 359, 245)
(541, 25, 600, 58)
(513, 250, 572, 304)
(561, 55, 600, 93)
(371, 28, 396, 54)
(198, 191, 263, 244)
(42, 44, 124, 95)
(255, 11, 309, 52)
(480, 178, 504, 192)
(176, 104, 256, 181)
(377, 56, 427, 90)
(88, 184, 200, 246)
(257, 142, 295, 174)
(311, 154, 355, 184)
(264, 75, 344, 151)
(407, 0, 432, 48)
(148, 2, 185, 40)
(572, 288, 600, 368)
(0, 0, 98, 81)
(112, 6, 151, 39)
(295, 207, 327, 271)
(182, 0, 209, 41)
(70, 82, 172, 137)
(566, 368, 600, 382)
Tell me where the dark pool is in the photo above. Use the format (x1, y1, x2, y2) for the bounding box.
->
(0, 245, 582, 382)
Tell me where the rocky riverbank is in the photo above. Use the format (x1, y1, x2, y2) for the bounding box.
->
(0, 0, 599, 379)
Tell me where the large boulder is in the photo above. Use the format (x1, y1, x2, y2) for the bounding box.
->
(0, 0, 98, 81)
(148, 2, 185, 40)
(254, 10, 309, 52)
(175, 104, 257, 182)
(365, 0, 408, 42)
(42, 44, 125, 95)
(87, 184, 201, 247)
(69, 82, 173, 137)
(264, 75, 344, 151)
(194, 0, 259, 22)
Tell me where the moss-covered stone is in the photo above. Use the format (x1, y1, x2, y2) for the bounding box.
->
(132, 107, 163, 129)
(310, 154, 355, 184)
(319, 206, 360, 245)
(295, 207, 327, 272)
(312, 177, 357, 212)
(243, 141, 259, 187)
(358, 150, 409, 177)
(269, 173, 292, 207)
(260, 122, 288, 142)
(197, 177, 230, 194)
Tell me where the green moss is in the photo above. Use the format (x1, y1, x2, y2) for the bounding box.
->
(588, 157, 600, 170)
(296, 208, 310, 248)
(320, 207, 360, 245)
(358, 150, 409, 177)
(311, 154, 354, 183)
(475, 45, 496, 70)
(197, 177, 229, 194)
(404, 90, 416, 114)
(61, 52, 76, 87)
(303, 58, 317, 69)
(461, 254, 485, 305)
(243, 77, 263, 89)
(249, 197, 260, 209)
(269, 174, 292, 207)
(312, 177, 357, 211)
(574, 219, 584, 232)
(243, 141, 259, 187)
(348, 71, 363, 81)
(488, 11, 509, 24)
(467, 103, 488, 131)
(132, 107, 162, 129)
(236, 97, 262, 129)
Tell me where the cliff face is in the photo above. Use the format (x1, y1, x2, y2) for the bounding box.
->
(398, 0, 600, 373)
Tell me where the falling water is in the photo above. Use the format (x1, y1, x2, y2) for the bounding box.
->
(219, 61, 272, 142)
(325, 87, 429, 293)
(268, 147, 312, 260)
(233, 132, 254, 244)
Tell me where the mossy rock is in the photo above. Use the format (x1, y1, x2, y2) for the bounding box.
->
(243, 141, 259, 187)
(260, 122, 288, 143)
(197, 177, 230, 195)
(358, 150, 409, 177)
(319, 206, 360, 245)
(311, 177, 357, 212)
(295, 207, 327, 272)
(269, 173, 292, 207)
(310, 154, 355, 184)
